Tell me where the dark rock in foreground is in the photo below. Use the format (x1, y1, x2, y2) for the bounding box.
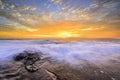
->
(13, 50, 42, 61)
(0, 50, 120, 80)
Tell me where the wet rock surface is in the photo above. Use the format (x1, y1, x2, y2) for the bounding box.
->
(0, 50, 120, 80)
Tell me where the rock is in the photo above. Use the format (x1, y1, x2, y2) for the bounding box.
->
(13, 50, 40, 61)
(13, 50, 41, 73)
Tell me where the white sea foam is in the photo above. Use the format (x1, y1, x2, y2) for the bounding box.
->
(0, 40, 120, 65)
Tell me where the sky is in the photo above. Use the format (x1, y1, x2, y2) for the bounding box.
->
(0, 0, 120, 39)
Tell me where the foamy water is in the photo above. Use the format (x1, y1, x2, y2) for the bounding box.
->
(0, 40, 120, 65)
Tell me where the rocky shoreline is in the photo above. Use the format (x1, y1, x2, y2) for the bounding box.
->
(0, 50, 120, 80)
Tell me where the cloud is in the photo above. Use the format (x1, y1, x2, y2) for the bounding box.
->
(0, 0, 119, 23)
(0, 24, 16, 31)
(80, 27, 105, 31)
(51, 0, 63, 4)
(0, 0, 3, 9)
(0, 11, 32, 27)
(0, 0, 119, 32)
(0, 22, 37, 32)
(83, 0, 120, 22)
(103, 12, 120, 24)
(0, 0, 38, 27)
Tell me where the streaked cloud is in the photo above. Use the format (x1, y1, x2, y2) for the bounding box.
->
(80, 27, 105, 31)
(0, 0, 119, 38)
(51, 0, 63, 4)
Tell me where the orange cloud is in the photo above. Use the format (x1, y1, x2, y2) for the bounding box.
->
(1, 21, 119, 39)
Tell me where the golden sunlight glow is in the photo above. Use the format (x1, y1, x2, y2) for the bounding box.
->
(57, 32, 73, 38)
(0, 21, 119, 39)
(0, 0, 120, 40)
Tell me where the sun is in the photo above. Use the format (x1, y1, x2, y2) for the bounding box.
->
(57, 32, 73, 38)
